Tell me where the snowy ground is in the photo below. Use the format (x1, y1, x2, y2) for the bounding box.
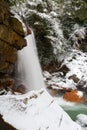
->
(0, 89, 82, 130)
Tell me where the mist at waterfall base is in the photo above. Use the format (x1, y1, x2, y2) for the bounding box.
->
(17, 32, 45, 91)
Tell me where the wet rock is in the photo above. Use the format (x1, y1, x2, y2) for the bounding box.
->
(69, 74, 80, 83)
(76, 80, 87, 92)
(26, 25, 32, 35)
(0, 40, 17, 63)
(58, 65, 70, 76)
(47, 84, 73, 96)
(47, 87, 59, 97)
(42, 61, 61, 73)
(0, 25, 26, 50)
(13, 84, 27, 94)
(0, 62, 10, 74)
(0, 75, 14, 90)
(10, 17, 25, 36)
(63, 90, 83, 103)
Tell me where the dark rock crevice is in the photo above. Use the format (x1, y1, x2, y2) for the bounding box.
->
(0, 114, 16, 130)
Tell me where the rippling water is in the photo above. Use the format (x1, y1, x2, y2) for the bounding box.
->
(62, 103, 87, 120)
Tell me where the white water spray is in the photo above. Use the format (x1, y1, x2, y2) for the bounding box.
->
(17, 31, 45, 91)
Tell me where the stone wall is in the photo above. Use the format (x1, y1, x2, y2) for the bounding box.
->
(0, 0, 30, 94)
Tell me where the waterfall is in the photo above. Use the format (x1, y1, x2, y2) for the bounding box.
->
(17, 31, 45, 91)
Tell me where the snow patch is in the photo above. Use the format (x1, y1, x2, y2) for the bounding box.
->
(77, 91, 83, 98)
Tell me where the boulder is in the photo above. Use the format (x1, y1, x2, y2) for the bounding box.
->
(76, 114, 87, 129)
(13, 84, 27, 94)
(69, 74, 80, 83)
(58, 65, 70, 76)
(63, 90, 83, 103)
(76, 80, 87, 93)
(0, 25, 26, 50)
(47, 87, 59, 97)
(10, 17, 26, 36)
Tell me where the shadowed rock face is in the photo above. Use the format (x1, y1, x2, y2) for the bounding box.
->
(0, 114, 16, 130)
(0, 25, 26, 49)
(0, 0, 28, 93)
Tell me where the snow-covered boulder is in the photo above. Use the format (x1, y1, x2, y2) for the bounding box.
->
(0, 89, 82, 130)
(76, 114, 87, 130)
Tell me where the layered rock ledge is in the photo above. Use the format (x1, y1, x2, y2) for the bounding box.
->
(0, 0, 30, 93)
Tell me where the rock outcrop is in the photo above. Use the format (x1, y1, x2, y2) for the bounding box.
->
(76, 114, 87, 130)
(63, 90, 83, 103)
(0, 0, 30, 93)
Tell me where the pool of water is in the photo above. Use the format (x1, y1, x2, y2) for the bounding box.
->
(54, 95, 87, 121)
(62, 104, 87, 120)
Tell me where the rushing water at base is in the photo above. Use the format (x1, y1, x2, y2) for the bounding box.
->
(17, 32, 45, 91)
(62, 104, 87, 120)
(55, 94, 87, 121)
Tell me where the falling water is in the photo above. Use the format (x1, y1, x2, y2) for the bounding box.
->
(17, 31, 45, 91)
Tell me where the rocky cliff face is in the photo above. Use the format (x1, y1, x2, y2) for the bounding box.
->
(0, 0, 28, 94)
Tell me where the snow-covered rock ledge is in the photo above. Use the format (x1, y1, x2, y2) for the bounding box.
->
(0, 89, 81, 130)
(76, 114, 87, 130)
(43, 49, 87, 96)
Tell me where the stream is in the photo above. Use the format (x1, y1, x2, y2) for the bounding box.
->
(62, 103, 87, 120)
(55, 95, 87, 121)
